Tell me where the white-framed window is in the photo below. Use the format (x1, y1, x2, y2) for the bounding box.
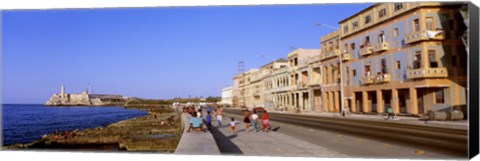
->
(394, 3, 403, 12)
(378, 8, 386, 18)
(352, 21, 359, 30)
(365, 15, 371, 24)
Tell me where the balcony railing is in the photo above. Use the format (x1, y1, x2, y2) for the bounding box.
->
(406, 67, 448, 79)
(405, 30, 445, 44)
(309, 78, 321, 86)
(359, 46, 373, 56)
(322, 49, 341, 60)
(373, 42, 389, 53)
(341, 53, 351, 61)
(375, 73, 391, 83)
(360, 75, 374, 85)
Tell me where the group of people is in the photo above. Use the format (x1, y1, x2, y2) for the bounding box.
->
(182, 104, 225, 133)
(181, 104, 272, 135)
(229, 108, 270, 135)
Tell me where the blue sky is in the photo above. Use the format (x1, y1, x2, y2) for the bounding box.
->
(2, 3, 372, 104)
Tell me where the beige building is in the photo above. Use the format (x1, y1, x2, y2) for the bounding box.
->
(230, 2, 467, 117)
(221, 86, 233, 106)
(338, 2, 467, 115)
(287, 49, 322, 112)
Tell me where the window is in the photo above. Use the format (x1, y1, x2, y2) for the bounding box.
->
(426, 17, 434, 30)
(452, 55, 458, 67)
(351, 43, 356, 50)
(343, 25, 349, 33)
(365, 15, 371, 24)
(428, 50, 438, 67)
(414, 51, 422, 69)
(394, 28, 399, 37)
(352, 21, 359, 30)
(378, 31, 385, 43)
(413, 19, 420, 32)
(365, 64, 371, 76)
(365, 36, 370, 45)
(353, 69, 357, 76)
(396, 61, 401, 69)
(378, 8, 386, 18)
(394, 3, 403, 12)
(435, 89, 445, 104)
(381, 58, 387, 74)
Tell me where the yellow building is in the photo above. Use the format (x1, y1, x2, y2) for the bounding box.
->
(231, 2, 467, 117)
(288, 49, 322, 112)
(337, 2, 467, 115)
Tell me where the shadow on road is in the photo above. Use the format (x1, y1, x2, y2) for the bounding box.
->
(210, 126, 243, 155)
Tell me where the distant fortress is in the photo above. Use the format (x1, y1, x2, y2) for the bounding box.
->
(45, 85, 127, 106)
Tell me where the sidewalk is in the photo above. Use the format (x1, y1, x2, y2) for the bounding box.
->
(210, 117, 347, 157)
(268, 110, 468, 130)
(175, 114, 221, 155)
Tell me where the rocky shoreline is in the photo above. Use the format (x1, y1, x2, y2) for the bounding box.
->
(4, 105, 182, 152)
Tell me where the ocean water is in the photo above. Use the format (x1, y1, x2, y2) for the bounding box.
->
(1, 104, 148, 146)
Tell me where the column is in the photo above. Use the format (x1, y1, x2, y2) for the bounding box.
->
(362, 91, 369, 113)
(377, 90, 384, 113)
(351, 92, 357, 112)
(298, 93, 303, 110)
(392, 88, 400, 113)
(322, 92, 328, 112)
(409, 87, 418, 114)
(334, 91, 340, 112)
(328, 92, 334, 112)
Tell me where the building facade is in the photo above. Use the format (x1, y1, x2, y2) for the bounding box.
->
(339, 2, 467, 115)
(221, 86, 233, 106)
(229, 2, 467, 117)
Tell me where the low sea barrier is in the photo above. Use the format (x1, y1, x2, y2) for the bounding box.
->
(4, 105, 182, 152)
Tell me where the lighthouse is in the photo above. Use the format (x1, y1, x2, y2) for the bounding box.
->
(61, 85, 65, 98)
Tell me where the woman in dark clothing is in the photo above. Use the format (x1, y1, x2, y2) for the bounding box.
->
(243, 110, 251, 130)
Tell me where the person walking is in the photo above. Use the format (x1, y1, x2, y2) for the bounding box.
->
(386, 105, 395, 120)
(243, 110, 251, 131)
(262, 111, 271, 133)
(342, 106, 349, 117)
(216, 106, 223, 127)
(251, 111, 259, 131)
(206, 111, 213, 131)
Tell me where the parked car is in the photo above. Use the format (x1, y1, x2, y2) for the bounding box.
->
(253, 107, 266, 113)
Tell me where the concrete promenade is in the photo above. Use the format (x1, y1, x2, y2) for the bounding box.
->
(174, 107, 467, 156)
(210, 116, 347, 157)
(175, 114, 221, 155)
(174, 111, 347, 157)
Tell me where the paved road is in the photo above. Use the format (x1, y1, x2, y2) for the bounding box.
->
(209, 114, 347, 157)
(222, 108, 467, 159)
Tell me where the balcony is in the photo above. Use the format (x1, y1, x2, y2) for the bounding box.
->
(359, 46, 373, 56)
(341, 53, 351, 61)
(322, 49, 340, 60)
(406, 67, 448, 79)
(360, 75, 374, 85)
(405, 30, 445, 44)
(308, 78, 321, 86)
(373, 42, 389, 53)
(375, 73, 391, 83)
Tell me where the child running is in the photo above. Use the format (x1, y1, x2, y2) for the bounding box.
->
(230, 117, 237, 135)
